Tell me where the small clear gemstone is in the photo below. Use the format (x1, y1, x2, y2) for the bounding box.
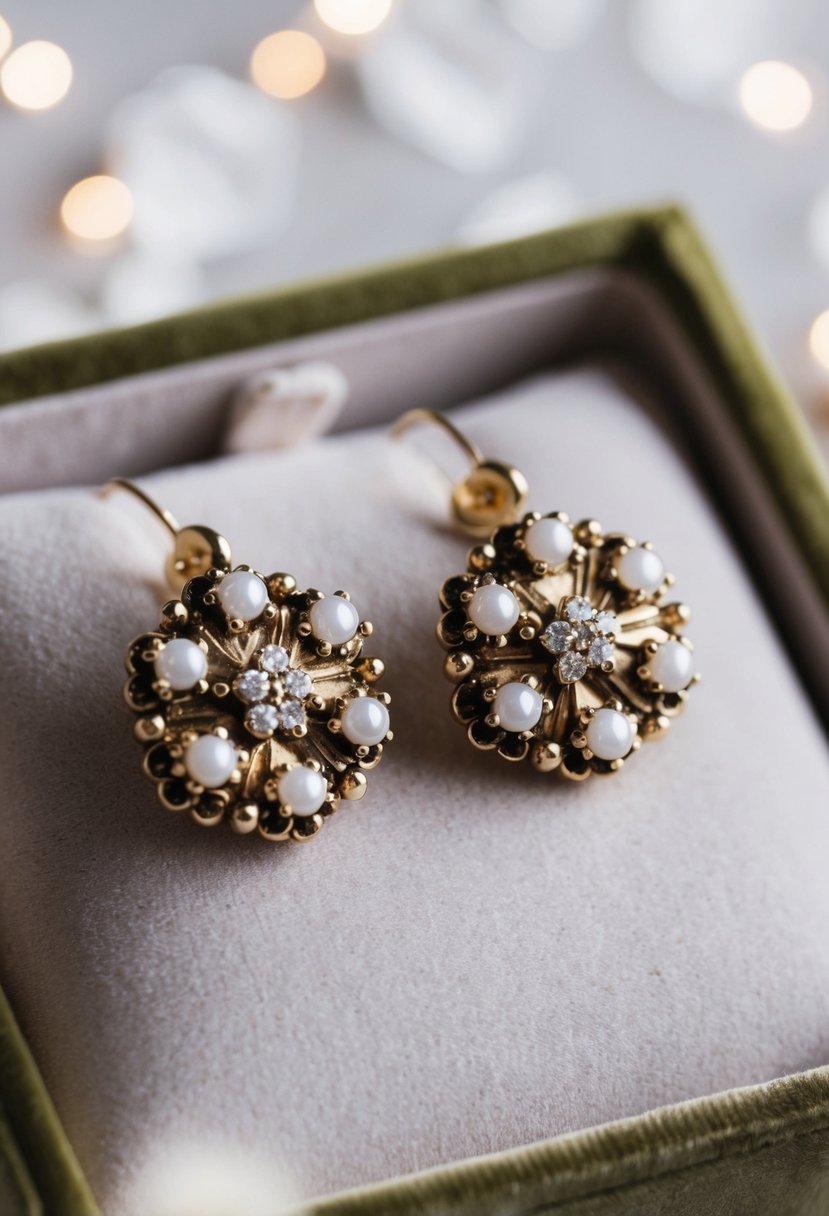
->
(246, 702, 278, 736)
(234, 669, 270, 703)
(595, 611, 617, 635)
(541, 620, 572, 654)
(565, 596, 593, 622)
(260, 644, 289, 673)
(588, 637, 614, 667)
(279, 699, 306, 731)
(558, 651, 587, 683)
(574, 622, 597, 649)
(285, 668, 312, 699)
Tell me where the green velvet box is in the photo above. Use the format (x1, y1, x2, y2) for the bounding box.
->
(0, 205, 827, 1216)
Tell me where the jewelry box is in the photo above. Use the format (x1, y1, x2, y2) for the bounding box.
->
(0, 206, 827, 1216)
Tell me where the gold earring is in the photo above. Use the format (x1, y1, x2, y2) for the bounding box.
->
(393, 412, 699, 780)
(103, 480, 391, 841)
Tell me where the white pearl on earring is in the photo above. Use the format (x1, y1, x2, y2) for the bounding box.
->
(154, 637, 207, 690)
(525, 517, 573, 567)
(278, 764, 327, 816)
(494, 682, 543, 733)
(185, 735, 238, 788)
(217, 570, 269, 621)
(585, 708, 634, 761)
(648, 640, 694, 692)
(341, 697, 389, 747)
(617, 546, 664, 594)
(309, 596, 360, 645)
(468, 583, 520, 635)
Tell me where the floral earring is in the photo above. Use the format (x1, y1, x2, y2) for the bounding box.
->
(393, 411, 698, 780)
(105, 479, 391, 841)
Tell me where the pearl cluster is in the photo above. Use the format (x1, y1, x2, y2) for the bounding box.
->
(438, 512, 697, 780)
(128, 558, 391, 840)
(178, 578, 367, 775)
(213, 571, 363, 646)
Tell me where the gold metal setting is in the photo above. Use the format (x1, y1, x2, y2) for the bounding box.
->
(107, 481, 391, 841)
(394, 414, 699, 780)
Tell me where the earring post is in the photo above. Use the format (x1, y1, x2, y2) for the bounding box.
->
(391, 409, 529, 537)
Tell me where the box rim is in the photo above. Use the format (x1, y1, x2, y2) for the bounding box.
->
(0, 205, 826, 605)
(303, 1066, 829, 1215)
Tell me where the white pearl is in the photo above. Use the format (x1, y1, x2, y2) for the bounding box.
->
(154, 637, 207, 690)
(468, 583, 520, 636)
(494, 682, 543, 733)
(617, 546, 664, 594)
(309, 596, 360, 645)
(341, 697, 390, 747)
(217, 570, 269, 621)
(525, 517, 574, 567)
(586, 708, 634, 762)
(649, 640, 694, 692)
(278, 765, 327, 816)
(185, 735, 238, 788)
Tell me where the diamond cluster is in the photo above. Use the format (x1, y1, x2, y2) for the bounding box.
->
(540, 596, 617, 685)
(233, 643, 314, 738)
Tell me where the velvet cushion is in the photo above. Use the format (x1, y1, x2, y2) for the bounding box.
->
(0, 369, 827, 1214)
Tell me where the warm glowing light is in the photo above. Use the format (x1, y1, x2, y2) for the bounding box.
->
(251, 30, 326, 99)
(313, 0, 392, 36)
(0, 17, 12, 61)
(0, 39, 72, 110)
(809, 310, 829, 372)
(60, 175, 134, 243)
(739, 61, 812, 132)
(125, 1143, 297, 1216)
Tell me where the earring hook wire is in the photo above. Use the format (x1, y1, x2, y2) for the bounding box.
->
(391, 408, 529, 537)
(100, 478, 180, 539)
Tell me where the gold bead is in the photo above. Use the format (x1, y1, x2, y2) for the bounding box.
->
(134, 714, 166, 743)
(444, 651, 474, 682)
(341, 771, 367, 800)
(230, 802, 259, 834)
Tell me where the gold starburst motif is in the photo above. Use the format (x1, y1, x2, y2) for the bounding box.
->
(437, 512, 699, 779)
(124, 565, 391, 841)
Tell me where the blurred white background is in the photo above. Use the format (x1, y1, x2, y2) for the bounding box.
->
(1, 0, 828, 455)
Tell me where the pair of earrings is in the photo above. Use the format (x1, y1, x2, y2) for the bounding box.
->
(113, 411, 698, 844)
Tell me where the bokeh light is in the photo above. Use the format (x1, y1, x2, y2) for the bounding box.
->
(60, 175, 134, 243)
(0, 39, 72, 110)
(313, 0, 392, 37)
(251, 30, 326, 99)
(739, 61, 812, 132)
(808, 309, 829, 372)
(0, 16, 12, 61)
(126, 1142, 297, 1216)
